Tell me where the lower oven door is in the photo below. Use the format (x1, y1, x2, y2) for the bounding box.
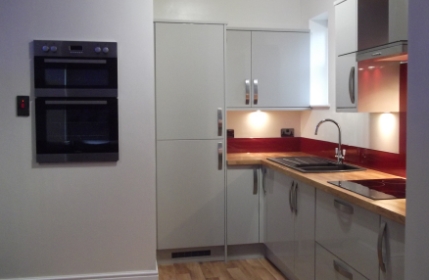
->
(35, 97, 118, 163)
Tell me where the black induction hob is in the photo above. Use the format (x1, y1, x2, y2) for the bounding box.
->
(328, 178, 406, 200)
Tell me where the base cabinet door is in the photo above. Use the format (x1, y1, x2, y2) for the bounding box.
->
(316, 244, 369, 280)
(264, 168, 315, 280)
(157, 140, 225, 250)
(227, 166, 260, 245)
(294, 181, 315, 280)
(264, 168, 294, 274)
(380, 218, 405, 280)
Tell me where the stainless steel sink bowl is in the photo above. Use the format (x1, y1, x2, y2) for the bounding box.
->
(267, 156, 365, 173)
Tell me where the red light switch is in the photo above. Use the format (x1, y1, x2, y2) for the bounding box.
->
(17, 96, 30, 116)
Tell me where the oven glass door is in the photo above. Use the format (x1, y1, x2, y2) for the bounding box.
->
(35, 97, 118, 163)
(34, 57, 118, 97)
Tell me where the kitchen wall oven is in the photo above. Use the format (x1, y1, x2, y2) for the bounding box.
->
(33, 40, 119, 163)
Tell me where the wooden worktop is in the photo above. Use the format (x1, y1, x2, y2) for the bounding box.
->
(227, 152, 406, 225)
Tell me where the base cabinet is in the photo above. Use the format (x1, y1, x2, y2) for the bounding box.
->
(380, 218, 405, 280)
(227, 166, 262, 245)
(264, 168, 315, 280)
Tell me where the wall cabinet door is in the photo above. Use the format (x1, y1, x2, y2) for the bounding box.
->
(226, 30, 310, 109)
(335, 0, 358, 56)
(227, 166, 260, 245)
(380, 218, 405, 280)
(157, 140, 225, 250)
(336, 52, 358, 112)
(316, 190, 379, 280)
(155, 22, 225, 140)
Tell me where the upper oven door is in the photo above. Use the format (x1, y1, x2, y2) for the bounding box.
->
(34, 56, 118, 97)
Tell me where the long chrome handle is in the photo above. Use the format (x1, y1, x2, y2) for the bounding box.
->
(245, 80, 250, 105)
(217, 142, 223, 170)
(217, 108, 223, 136)
(348, 67, 355, 104)
(253, 168, 258, 195)
(334, 199, 354, 215)
(378, 221, 387, 273)
(261, 167, 267, 194)
(45, 100, 107, 105)
(44, 58, 107, 64)
(333, 260, 354, 279)
(293, 183, 298, 215)
(253, 79, 258, 105)
(289, 181, 294, 213)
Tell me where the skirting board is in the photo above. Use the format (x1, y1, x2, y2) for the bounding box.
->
(0, 270, 159, 280)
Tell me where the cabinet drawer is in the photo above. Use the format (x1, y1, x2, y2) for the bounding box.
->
(316, 190, 379, 280)
(316, 244, 368, 280)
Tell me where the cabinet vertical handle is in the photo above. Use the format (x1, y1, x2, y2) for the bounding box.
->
(253, 79, 258, 105)
(217, 108, 223, 136)
(333, 260, 354, 279)
(245, 80, 250, 105)
(217, 142, 223, 170)
(348, 67, 355, 104)
(334, 199, 354, 215)
(378, 221, 387, 273)
(289, 181, 294, 212)
(261, 167, 267, 194)
(293, 183, 298, 214)
(253, 168, 258, 195)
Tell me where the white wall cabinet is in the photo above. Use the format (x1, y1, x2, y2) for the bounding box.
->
(227, 166, 261, 245)
(335, 0, 358, 56)
(155, 22, 226, 250)
(226, 29, 310, 109)
(264, 168, 315, 280)
(336, 52, 358, 111)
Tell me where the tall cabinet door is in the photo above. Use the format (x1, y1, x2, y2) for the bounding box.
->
(226, 30, 252, 108)
(157, 140, 225, 250)
(155, 22, 225, 140)
(252, 31, 310, 108)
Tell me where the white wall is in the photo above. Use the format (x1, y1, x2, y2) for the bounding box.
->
(154, 0, 303, 29)
(0, 1, 157, 279)
(405, 1, 429, 278)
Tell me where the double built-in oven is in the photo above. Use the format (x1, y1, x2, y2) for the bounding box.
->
(33, 40, 118, 163)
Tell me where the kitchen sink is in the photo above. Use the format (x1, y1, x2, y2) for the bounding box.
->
(267, 156, 365, 173)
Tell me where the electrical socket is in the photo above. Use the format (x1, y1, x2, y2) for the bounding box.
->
(281, 128, 294, 137)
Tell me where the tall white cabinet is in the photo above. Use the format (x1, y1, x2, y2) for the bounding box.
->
(155, 22, 226, 250)
(226, 29, 310, 109)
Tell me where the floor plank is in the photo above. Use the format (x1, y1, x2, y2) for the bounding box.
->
(158, 258, 288, 280)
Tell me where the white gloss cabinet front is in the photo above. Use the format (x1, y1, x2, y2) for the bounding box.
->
(226, 29, 310, 109)
(264, 168, 315, 280)
(157, 140, 225, 250)
(316, 190, 380, 280)
(227, 166, 261, 245)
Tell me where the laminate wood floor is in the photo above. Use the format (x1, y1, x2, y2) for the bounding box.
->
(158, 258, 288, 280)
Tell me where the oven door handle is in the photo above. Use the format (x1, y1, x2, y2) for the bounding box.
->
(44, 58, 107, 64)
(45, 100, 108, 105)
